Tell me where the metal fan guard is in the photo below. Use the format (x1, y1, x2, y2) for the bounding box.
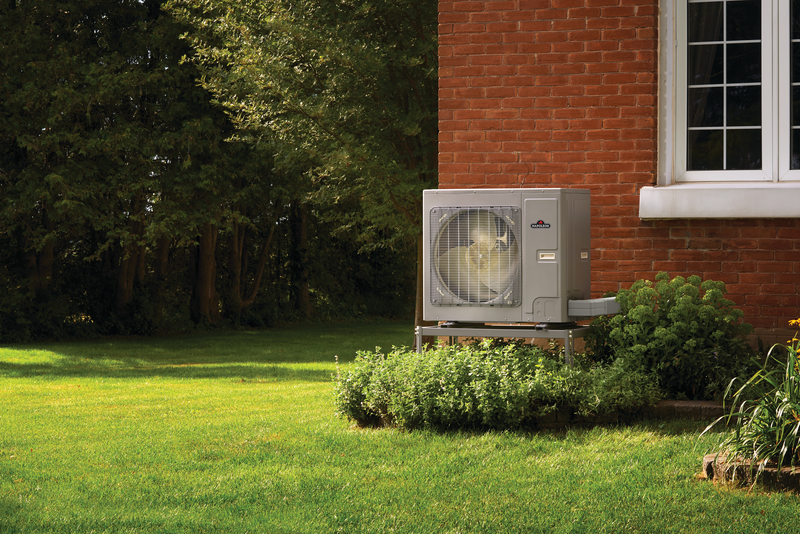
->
(429, 206, 521, 307)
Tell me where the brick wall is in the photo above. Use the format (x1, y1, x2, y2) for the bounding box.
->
(438, 0, 800, 335)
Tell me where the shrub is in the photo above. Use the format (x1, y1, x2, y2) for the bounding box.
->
(334, 342, 661, 430)
(584, 301, 616, 365)
(608, 272, 755, 400)
(703, 320, 800, 483)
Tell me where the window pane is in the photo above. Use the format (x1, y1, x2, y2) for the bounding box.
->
(688, 130, 724, 170)
(726, 129, 762, 170)
(689, 87, 724, 127)
(689, 44, 724, 85)
(727, 0, 761, 41)
(726, 43, 761, 83)
(794, 1, 800, 169)
(792, 128, 800, 170)
(726, 85, 761, 126)
(793, 42, 800, 86)
(792, 86, 800, 126)
(689, 1, 723, 43)
(794, 0, 800, 40)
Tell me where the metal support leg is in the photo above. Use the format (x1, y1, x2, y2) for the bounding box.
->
(564, 329, 574, 366)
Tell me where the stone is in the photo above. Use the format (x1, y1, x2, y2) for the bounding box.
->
(702, 453, 800, 492)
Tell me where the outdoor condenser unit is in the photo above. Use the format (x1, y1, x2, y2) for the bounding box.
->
(423, 188, 616, 325)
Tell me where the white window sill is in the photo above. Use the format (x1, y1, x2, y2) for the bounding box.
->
(639, 183, 800, 219)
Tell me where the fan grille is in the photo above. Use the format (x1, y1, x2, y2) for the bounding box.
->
(430, 206, 521, 307)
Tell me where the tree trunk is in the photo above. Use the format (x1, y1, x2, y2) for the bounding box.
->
(115, 252, 135, 317)
(190, 223, 221, 324)
(225, 211, 278, 318)
(226, 219, 245, 316)
(290, 202, 312, 319)
(114, 208, 145, 317)
(23, 207, 55, 293)
(152, 235, 171, 325)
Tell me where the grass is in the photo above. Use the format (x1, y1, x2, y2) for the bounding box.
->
(1, 319, 798, 533)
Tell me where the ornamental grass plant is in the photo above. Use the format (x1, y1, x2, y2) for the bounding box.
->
(703, 319, 800, 483)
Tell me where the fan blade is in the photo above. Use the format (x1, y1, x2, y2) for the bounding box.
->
(436, 246, 495, 301)
(466, 211, 497, 246)
(478, 247, 519, 292)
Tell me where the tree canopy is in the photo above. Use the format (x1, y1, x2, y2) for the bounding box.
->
(169, 0, 438, 245)
(168, 0, 438, 331)
(0, 0, 417, 342)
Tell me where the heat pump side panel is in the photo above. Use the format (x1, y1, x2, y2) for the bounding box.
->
(567, 192, 592, 309)
(522, 195, 562, 323)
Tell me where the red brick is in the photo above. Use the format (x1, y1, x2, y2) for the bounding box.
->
(485, 109, 519, 119)
(586, 129, 621, 140)
(775, 273, 799, 284)
(587, 108, 621, 119)
(635, 249, 669, 261)
(439, 163, 471, 173)
(739, 273, 776, 285)
(703, 250, 739, 262)
(587, 17, 621, 30)
(551, 86, 585, 97)
(553, 130, 587, 141)
(486, 131, 519, 142)
(762, 284, 797, 295)
(739, 250, 775, 261)
(671, 250, 705, 261)
(454, 152, 486, 163)
(471, 33, 504, 44)
(486, 152, 519, 163)
(470, 12, 504, 23)
(552, 19, 587, 32)
(776, 227, 800, 239)
(587, 62, 621, 74)
(603, 28, 637, 40)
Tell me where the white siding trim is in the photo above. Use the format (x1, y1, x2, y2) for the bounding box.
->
(639, 183, 800, 218)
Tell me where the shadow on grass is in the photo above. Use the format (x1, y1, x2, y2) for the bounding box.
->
(0, 320, 415, 382)
(362, 417, 713, 442)
(0, 501, 23, 534)
(0, 359, 334, 382)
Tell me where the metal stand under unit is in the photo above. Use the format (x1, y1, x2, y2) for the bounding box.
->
(415, 322, 590, 365)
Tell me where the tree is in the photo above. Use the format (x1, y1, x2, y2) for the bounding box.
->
(168, 0, 438, 337)
(0, 0, 275, 332)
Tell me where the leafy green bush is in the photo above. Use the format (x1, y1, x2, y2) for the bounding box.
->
(703, 321, 800, 482)
(609, 272, 755, 400)
(334, 342, 661, 430)
(584, 307, 616, 365)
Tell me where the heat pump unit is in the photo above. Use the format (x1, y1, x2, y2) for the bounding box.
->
(423, 188, 592, 324)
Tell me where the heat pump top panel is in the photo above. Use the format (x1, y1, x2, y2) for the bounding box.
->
(422, 188, 591, 324)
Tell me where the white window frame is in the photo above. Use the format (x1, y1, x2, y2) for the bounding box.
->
(641, 0, 800, 218)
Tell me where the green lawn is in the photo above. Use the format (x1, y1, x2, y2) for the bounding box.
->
(1, 320, 797, 533)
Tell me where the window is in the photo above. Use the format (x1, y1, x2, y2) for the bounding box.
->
(641, 0, 800, 218)
(682, 0, 768, 177)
